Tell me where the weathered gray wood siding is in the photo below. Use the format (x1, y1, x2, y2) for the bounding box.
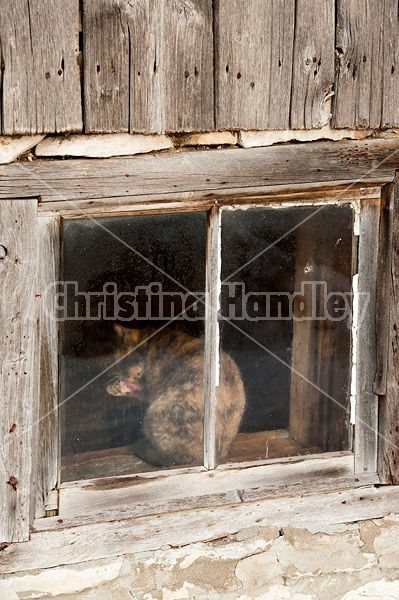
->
(334, 0, 399, 129)
(378, 178, 399, 485)
(0, 200, 39, 542)
(0, 0, 398, 134)
(0, 0, 82, 134)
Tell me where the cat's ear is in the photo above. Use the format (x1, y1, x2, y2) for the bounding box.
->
(114, 324, 141, 347)
(113, 324, 126, 340)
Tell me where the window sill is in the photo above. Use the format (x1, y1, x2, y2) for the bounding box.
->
(3, 452, 398, 575)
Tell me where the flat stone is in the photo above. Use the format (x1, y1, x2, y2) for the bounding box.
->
(278, 528, 371, 575)
(35, 134, 173, 158)
(288, 569, 389, 600)
(252, 586, 314, 599)
(341, 578, 399, 599)
(0, 557, 124, 599)
(235, 547, 285, 589)
(359, 521, 381, 553)
(238, 127, 372, 149)
(0, 135, 45, 164)
(374, 526, 399, 569)
(232, 526, 280, 543)
(182, 131, 237, 146)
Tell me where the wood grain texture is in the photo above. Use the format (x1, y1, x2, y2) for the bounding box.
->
(334, 0, 383, 128)
(378, 173, 399, 484)
(374, 184, 393, 396)
(290, 0, 335, 129)
(3, 483, 397, 574)
(84, 0, 213, 133)
(215, 0, 295, 130)
(334, 0, 399, 129)
(131, 0, 214, 132)
(0, 39, 3, 134)
(35, 218, 60, 518)
(39, 454, 363, 531)
(34, 185, 382, 219)
(83, 0, 130, 132)
(0, 200, 39, 543)
(0, 0, 82, 134)
(203, 207, 220, 469)
(381, 0, 399, 127)
(355, 199, 380, 474)
(1, 139, 399, 209)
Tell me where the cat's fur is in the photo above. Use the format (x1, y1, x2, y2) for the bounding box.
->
(107, 324, 246, 466)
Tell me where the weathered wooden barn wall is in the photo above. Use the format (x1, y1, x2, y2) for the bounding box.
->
(1, 0, 399, 135)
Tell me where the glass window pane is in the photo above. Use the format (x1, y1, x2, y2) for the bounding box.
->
(61, 212, 207, 481)
(219, 205, 353, 464)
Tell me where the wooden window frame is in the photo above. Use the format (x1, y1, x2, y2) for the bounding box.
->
(1, 138, 399, 573)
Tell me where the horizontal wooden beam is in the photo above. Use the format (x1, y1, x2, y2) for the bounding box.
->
(2, 482, 398, 574)
(0, 139, 399, 212)
(39, 453, 378, 532)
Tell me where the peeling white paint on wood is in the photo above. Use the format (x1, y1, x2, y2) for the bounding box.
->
(0, 135, 44, 163)
(35, 134, 173, 158)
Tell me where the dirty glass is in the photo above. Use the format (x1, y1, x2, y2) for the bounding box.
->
(61, 212, 207, 481)
(218, 205, 353, 464)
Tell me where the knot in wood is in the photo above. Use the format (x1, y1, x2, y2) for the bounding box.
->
(6, 476, 18, 491)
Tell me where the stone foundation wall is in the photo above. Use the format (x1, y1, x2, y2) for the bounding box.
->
(2, 514, 399, 599)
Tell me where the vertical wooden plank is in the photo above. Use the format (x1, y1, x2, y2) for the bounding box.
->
(204, 206, 220, 470)
(381, 1, 399, 128)
(378, 174, 399, 484)
(373, 184, 394, 396)
(290, 0, 335, 129)
(35, 217, 60, 518)
(157, 0, 214, 132)
(0, 200, 39, 543)
(124, 0, 161, 132)
(333, 0, 384, 129)
(84, 0, 213, 133)
(129, 0, 214, 132)
(334, 0, 399, 129)
(355, 198, 380, 474)
(215, 0, 295, 130)
(0, 1, 82, 134)
(0, 40, 3, 134)
(83, 0, 130, 132)
(290, 211, 352, 452)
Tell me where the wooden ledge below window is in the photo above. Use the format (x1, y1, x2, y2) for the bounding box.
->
(2, 452, 398, 575)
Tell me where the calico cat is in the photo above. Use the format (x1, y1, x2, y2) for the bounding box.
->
(107, 324, 246, 467)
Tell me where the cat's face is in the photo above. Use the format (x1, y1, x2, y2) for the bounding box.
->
(106, 324, 146, 398)
(107, 359, 144, 397)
